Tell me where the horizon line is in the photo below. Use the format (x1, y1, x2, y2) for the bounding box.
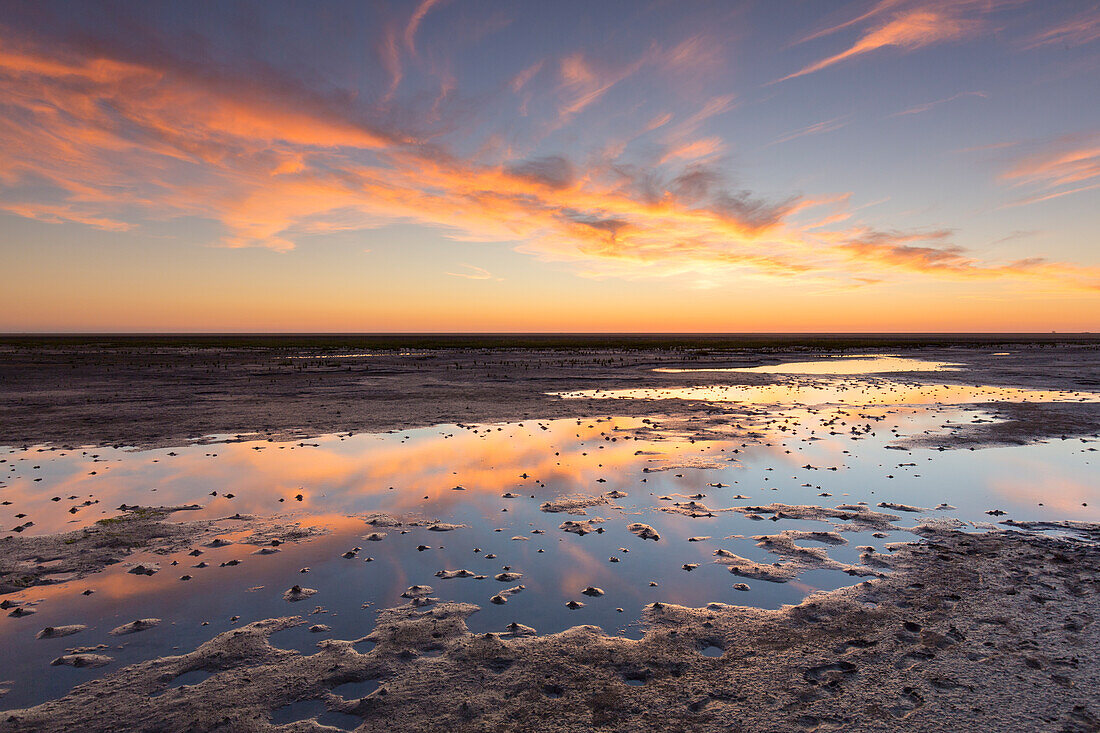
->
(1, 331, 1095, 337)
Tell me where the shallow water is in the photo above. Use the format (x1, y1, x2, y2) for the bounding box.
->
(653, 355, 961, 375)
(1, 368, 1098, 710)
(554, 379, 1100, 406)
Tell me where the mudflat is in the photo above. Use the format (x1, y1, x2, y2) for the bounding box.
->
(1, 335, 1097, 448)
(0, 335, 1097, 732)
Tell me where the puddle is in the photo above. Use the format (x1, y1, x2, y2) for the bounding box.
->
(164, 669, 214, 691)
(331, 679, 380, 699)
(270, 698, 360, 730)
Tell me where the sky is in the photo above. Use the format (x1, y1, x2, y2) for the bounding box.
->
(0, 0, 1098, 332)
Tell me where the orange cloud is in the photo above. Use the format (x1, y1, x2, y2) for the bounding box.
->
(1003, 138, 1100, 189)
(836, 229, 1100, 290)
(999, 133, 1100, 207)
(792, 0, 910, 46)
(1, 29, 1098, 294)
(658, 137, 725, 164)
(776, 1, 998, 83)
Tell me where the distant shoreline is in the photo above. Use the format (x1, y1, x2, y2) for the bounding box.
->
(2, 332, 1098, 351)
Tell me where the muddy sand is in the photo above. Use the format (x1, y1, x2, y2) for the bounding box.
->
(0, 505, 321, 595)
(1, 337, 1097, 449)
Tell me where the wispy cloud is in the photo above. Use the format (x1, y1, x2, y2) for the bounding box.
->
(1004, 182, 1100, 208)
(768, 116, 850, 146)
(791, 0, 909, 46)
(510, 61, 544, 93)
(0, 202, 132, 231)
(1024, 6, 1100, 49)
(954, 140, 1022, 154)
(446, 264, 502, 280)
(658, 137, 725, 164)
(781, 1, 1096, 85)
(654, 94, 736, 167)
(555, 52, 646, 121)
(990, 229, 1040, 245)
(999, 133, 1100, 207)
(888, 91, 988, 117)
(379, 23, 403, 103)
(775, 1, 1000, 83)
(405, 0, 445, 56)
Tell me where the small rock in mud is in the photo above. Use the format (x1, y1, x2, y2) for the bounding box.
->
(50, 654, 112, 668)
(400, 585, 433, 599)
(36, 625, 87, 639)
(628, 523, 660, 541)
(283, 585, 318, 602)
(427, 523, 465, 532)
(109, 619, 160, 636)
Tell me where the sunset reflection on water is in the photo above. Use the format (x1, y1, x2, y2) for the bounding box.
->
(0, 381, 1097, 710)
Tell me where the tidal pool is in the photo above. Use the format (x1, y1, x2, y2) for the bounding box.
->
(0, 369, 1097, 710)
(653, 355, 961, 375)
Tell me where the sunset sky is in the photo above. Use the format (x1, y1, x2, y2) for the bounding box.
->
(1, 0, 1098, 332)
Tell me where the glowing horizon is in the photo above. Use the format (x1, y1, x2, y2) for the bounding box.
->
(1, 1, 1097, 331)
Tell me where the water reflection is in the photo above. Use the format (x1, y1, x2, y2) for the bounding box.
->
(654, 356, 960, 375)
(0, 385, 1097, 710)
(555, 380, 1100, 406)
(3, 418, 674, 534)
